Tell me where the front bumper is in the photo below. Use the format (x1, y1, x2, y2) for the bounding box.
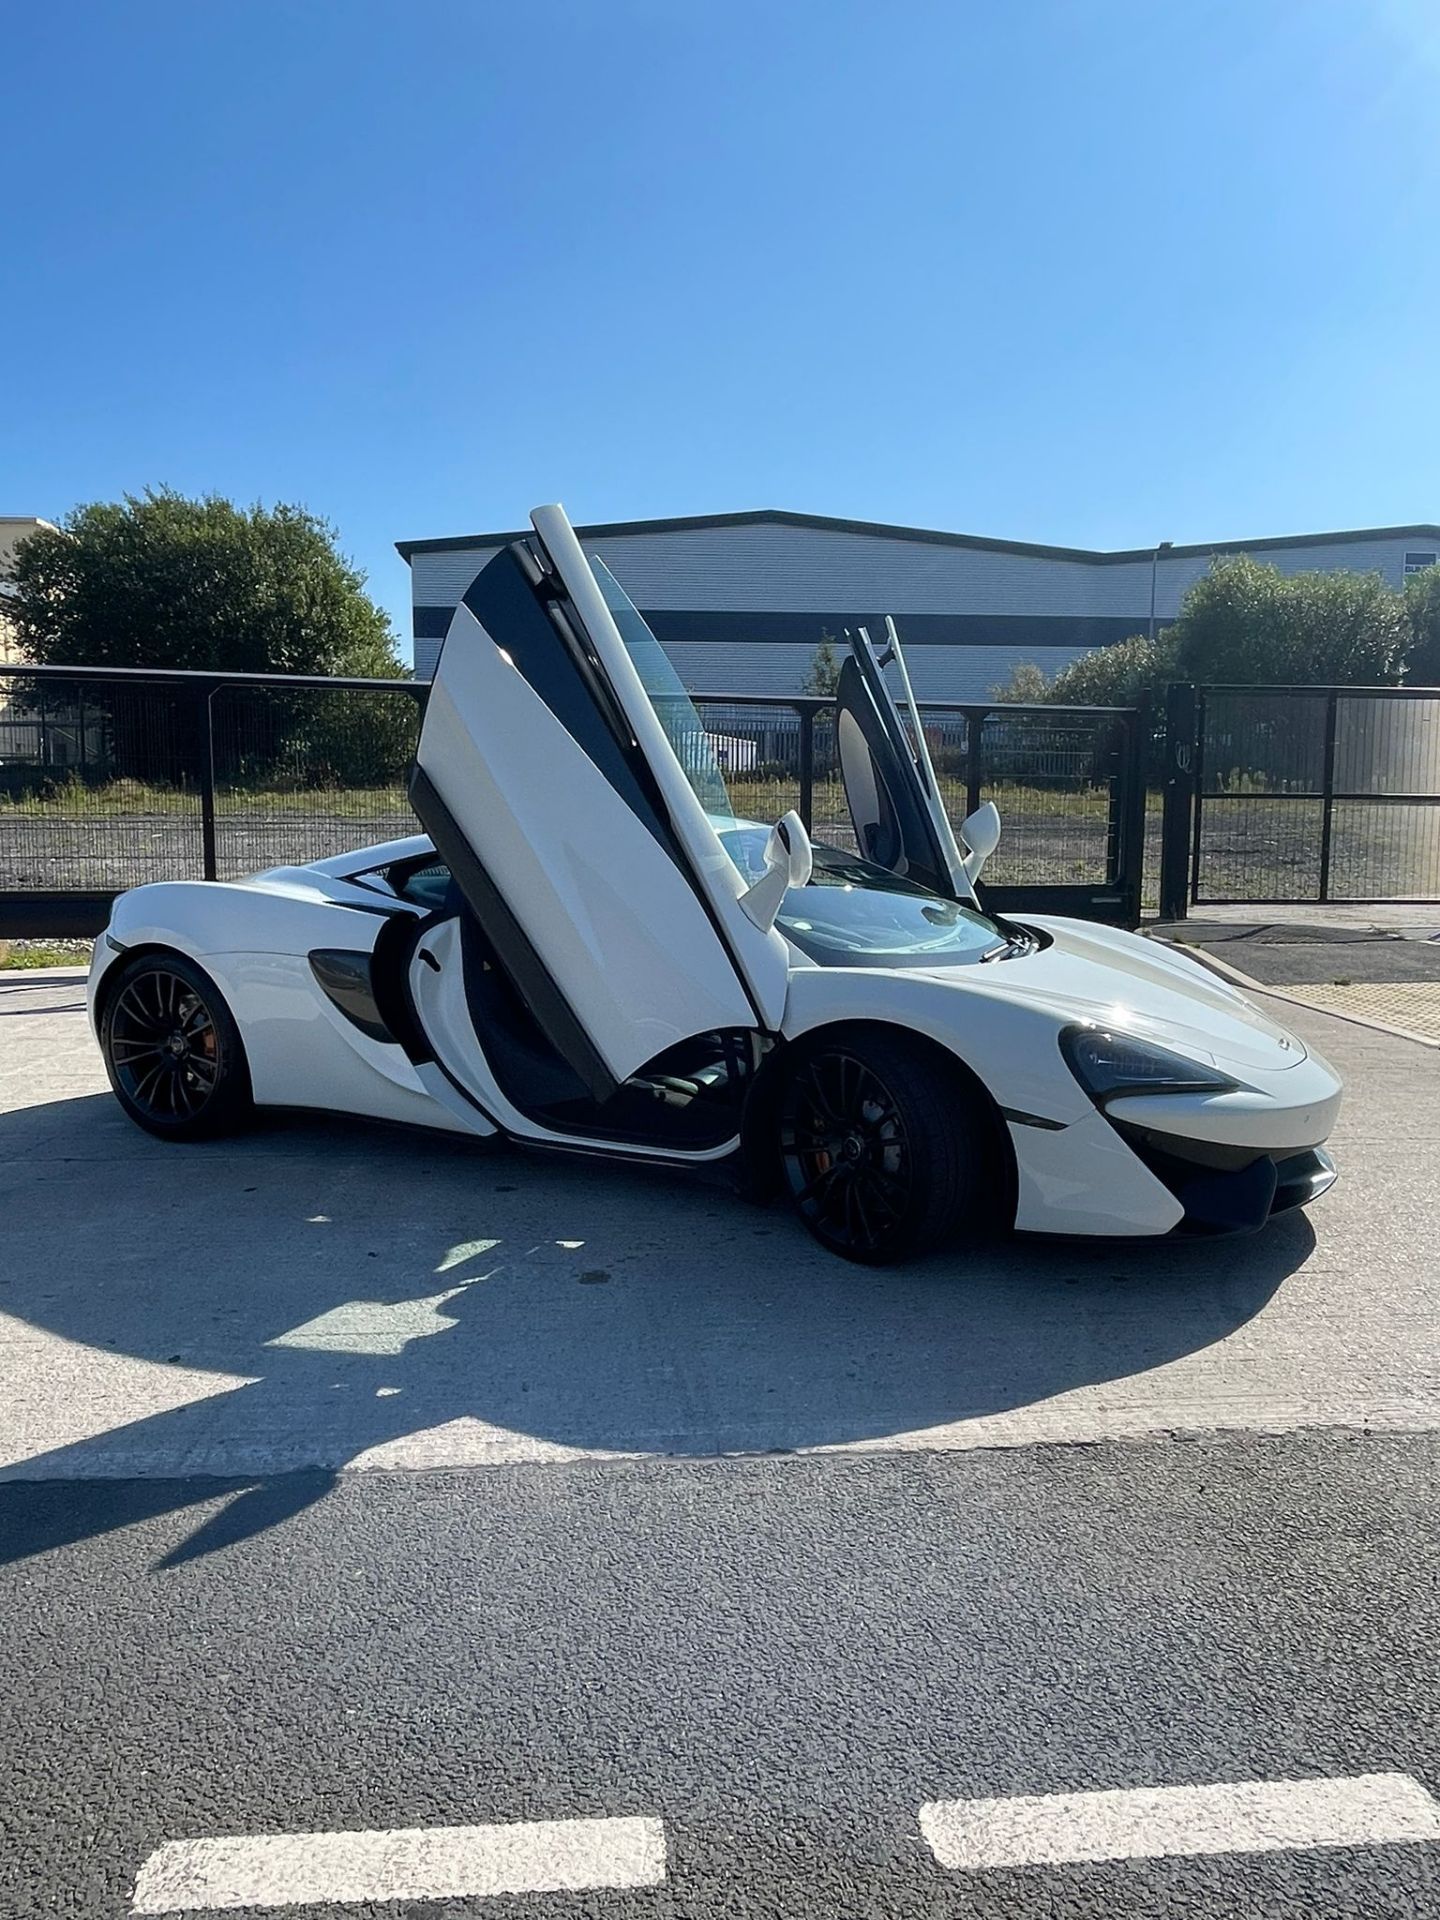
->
(1114, 1122, 1338, 1235)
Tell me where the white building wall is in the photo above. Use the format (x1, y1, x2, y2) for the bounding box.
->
(406, 522, 1438, 697)
(0, 517, 56, 667)
(660, 640, 1094, 702)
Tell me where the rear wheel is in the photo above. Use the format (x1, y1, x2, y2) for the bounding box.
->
(777, 1029, 997, 1263)
(101, 952, 253, 1141)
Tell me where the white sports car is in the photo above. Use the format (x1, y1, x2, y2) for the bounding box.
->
(88, 505, 1341, 1262)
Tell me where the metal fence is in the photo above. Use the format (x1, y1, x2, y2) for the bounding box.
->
(686, 696, 1147, 920)
(1165, 684, 1440, 906)
(0, 667, 425, 934)
(0, 664, 1147, 936)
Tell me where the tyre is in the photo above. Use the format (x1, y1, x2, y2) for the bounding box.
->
(777, 1028, 1001, 1264)
(100, 951, 254, 1141)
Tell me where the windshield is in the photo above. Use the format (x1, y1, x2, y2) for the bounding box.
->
(719, 827, 1007, 968)
(591, 557, 737, 831)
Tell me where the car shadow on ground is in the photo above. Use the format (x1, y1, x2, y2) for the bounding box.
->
(0, 1091, 1314, 1569)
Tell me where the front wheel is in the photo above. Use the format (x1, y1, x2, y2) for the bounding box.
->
(100, 952, 254, 1141)
(777, 1029, 1000, 1263)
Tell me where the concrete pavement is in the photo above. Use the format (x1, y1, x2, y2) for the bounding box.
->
(2, 968, 1438, 1496)
(1149, 918, 1440, 1044)
(3, 964, 1439, 1916)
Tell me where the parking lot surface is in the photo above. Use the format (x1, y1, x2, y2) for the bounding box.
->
(3, 966, 1438, 1917)
(3, 968, 1438, 1479)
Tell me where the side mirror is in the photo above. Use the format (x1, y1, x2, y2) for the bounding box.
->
(739, 809, 813, 931)
(960, 801, 1001, 885)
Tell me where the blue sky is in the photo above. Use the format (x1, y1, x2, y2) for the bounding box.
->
(5, 1, 1438, 660)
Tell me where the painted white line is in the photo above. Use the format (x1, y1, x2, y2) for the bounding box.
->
(130, 1816, 666, 1913)
(919, 1773, 1440, 1870)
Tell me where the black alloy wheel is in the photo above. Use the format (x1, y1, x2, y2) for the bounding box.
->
(777, 1029, 994, 1263)
(102, 953, 252, 1140)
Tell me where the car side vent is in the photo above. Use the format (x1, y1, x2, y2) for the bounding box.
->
(308, 949, 395, 1045)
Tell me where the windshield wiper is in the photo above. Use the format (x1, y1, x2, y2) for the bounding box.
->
(980, 930, 1033, 963)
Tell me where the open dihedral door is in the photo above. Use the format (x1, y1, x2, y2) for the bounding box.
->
(407, 506, 791, 1110)
(833, 625, 977, 904)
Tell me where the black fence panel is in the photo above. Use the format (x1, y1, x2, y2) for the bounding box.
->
(976, 706, 1133, 891)
(209, 683, 422, 878)
(0, 665, 1145, 935)
(1190, 685, 1440, 905)
(0, 675, 207, 909)
(690, 693, 1147, 921)
(0, 666, 425, 935)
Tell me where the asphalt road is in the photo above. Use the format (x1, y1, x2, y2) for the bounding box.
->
(3, 968, 1439, 1917)
(4, 1439, 1438, 1918)
(1152, 921, 1440, 987)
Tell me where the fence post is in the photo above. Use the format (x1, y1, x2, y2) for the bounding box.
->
(797, 704, 814, 832)
(964, 707, 984, 820)
(1317, 689, 1339, 905)
(1158, 682, 1197, 920)
(1116, 694, 1150, 926)
(198, 686, 219, 882)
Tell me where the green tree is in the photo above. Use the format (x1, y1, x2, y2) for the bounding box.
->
(1404, 564, 1440, 685)
(7, 491, 409, 791)
(994, 557, 1409, 715)
(9, 489, 401, 677)
(800, 629, 842, 697)
(1169, 553, 1407, 687)
(989, 660, 1052, 702)
(1045, 631, 1180, 706)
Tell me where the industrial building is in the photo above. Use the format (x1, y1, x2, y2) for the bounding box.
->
(397, 511, 1440, 700)
(0, 517, 55, 667)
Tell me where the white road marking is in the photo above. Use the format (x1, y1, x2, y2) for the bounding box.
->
(919, 1773, 1440, 1870)
(130, 1816, 666, 1912)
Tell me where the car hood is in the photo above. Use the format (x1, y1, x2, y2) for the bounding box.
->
(923, 916, 1308, 1076)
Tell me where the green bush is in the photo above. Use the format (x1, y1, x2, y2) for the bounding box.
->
(992, 553, 1422, 712)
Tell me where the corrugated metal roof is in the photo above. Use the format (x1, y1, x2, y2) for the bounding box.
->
(396, 507, 1440, 567)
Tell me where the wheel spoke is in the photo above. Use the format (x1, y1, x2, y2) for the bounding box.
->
(850, 1175, 877, 1246)
(131, 1059, 167, 1108)
(802, 1066, 844, 1128)
(117, 985, 162, 1037)
(841, 1173, 862, 1244)
(794, 1160, 841, 1206)
(111, 1037, 164, 1063)
(858, 1167, 900, 1221)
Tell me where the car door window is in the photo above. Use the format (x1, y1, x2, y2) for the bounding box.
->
(393, 861, 453, 912)
(589, 557, 740, 847)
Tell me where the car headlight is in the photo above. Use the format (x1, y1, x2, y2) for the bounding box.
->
(1060, 1024, 1239, 1101)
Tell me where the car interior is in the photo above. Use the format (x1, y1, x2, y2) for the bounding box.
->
(350, 848, 757, 1150)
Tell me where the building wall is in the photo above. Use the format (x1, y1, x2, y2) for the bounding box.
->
(0, 518, 56, 667)
(406, 521, 1440, 699)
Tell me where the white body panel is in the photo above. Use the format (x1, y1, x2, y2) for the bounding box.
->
(417, 599, 759, 1083)
(1010, 1109, 1186, 1236)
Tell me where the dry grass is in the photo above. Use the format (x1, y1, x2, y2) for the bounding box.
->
(0, 776, 411, 818)
(0, 939, 92, 969)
